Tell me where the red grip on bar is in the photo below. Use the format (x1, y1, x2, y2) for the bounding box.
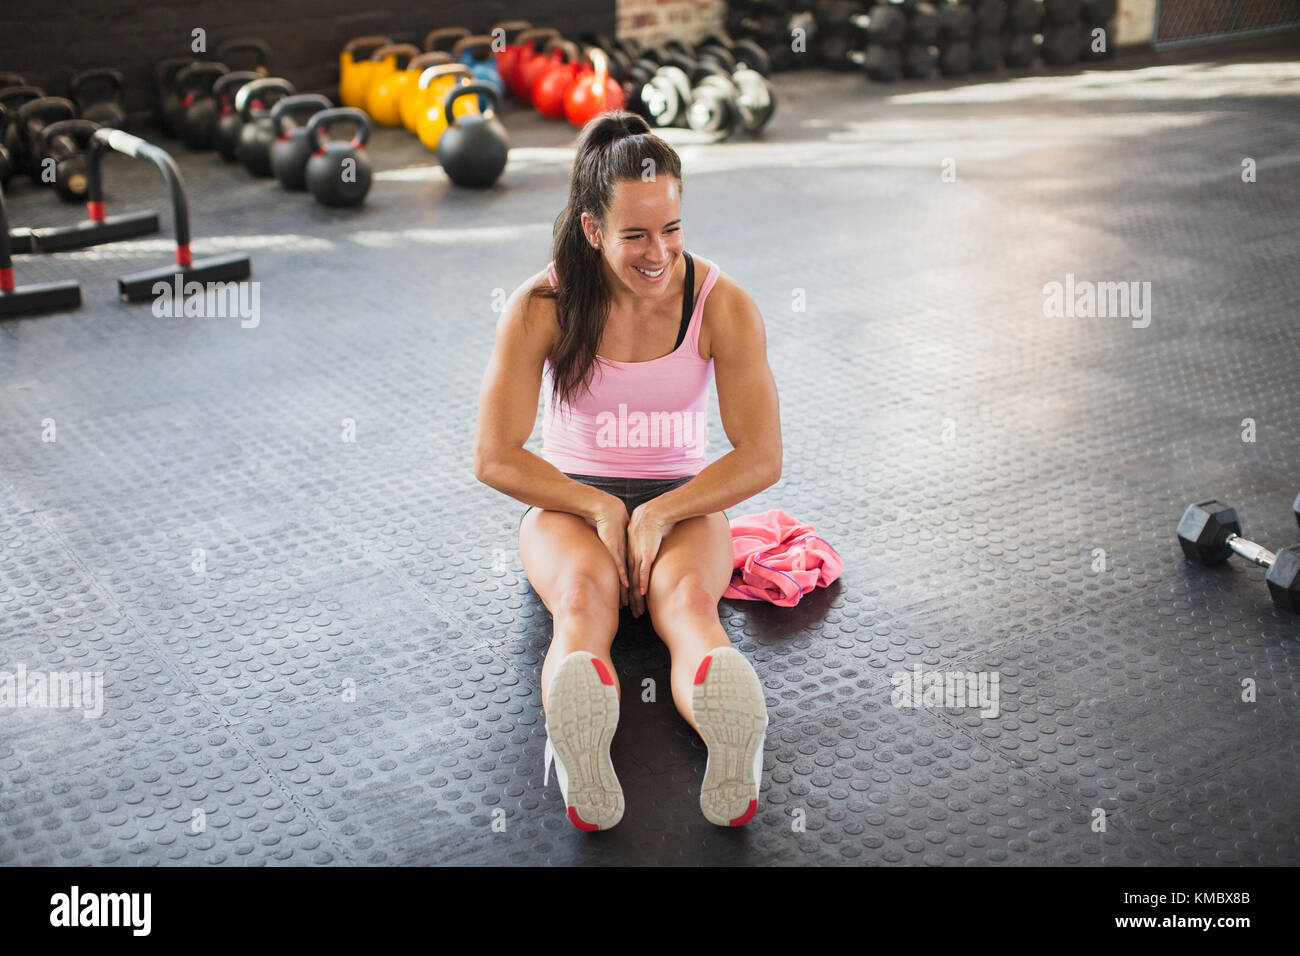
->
(0, 267, 14, 293)
(87, 201, 106, 222)
(176, 244, 193, 267)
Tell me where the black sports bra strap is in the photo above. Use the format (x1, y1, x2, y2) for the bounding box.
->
(674, 252, 695, 351)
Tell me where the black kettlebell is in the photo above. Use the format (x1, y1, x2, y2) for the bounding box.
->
(154, 57, 198, 137)
(68, 68, 127, 128)
(37, 119, 100, 201)
(0, 86, 46, 175)
(215, 37, 272, 77)
(211, 70, 262, 161)
(270, 94, 333, 191)
(303, 107, 372, 207)
(177, 62, 230, 150)
(17, 96, 78, 187)
(437, 82, 508, 189)
(235, 76, 296, 176)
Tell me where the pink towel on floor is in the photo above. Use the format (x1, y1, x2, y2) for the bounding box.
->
(722, 510, 844, 606)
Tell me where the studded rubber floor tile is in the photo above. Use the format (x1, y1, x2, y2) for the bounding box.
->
(3, 44, 1299, 864)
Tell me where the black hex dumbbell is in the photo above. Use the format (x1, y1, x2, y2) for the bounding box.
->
(696, 32, 773, 75)
(1041, 20, 1085, 65)
(909, 3, 943, 45)
(1177, 500, 1300, 612)
(1004, 32, 1036, 67)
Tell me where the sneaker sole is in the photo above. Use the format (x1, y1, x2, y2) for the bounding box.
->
(692, 646, 767, 827)
(547, 651, 624, 831)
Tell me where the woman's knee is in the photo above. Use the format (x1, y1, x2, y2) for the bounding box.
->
(650, 572, 720, 621)
(553, 571, 620, 620)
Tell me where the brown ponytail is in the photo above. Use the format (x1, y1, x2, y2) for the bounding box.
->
(529, 110, 684, 412)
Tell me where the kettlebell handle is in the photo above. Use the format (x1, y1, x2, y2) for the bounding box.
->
(0, 86, 46, 110)
(38, 118, 101, 153)
(305, 107, 371, 152)
(583, 47, 611, 80)
(370, 43, 421, 64)
(174, 62, 230, 97)
(212, 70, 263, 104)
(409, 52, 453, 73)
(444, 82, 500, 125)
(344, 36, 392, 56)
(235, 77, 296, 119)
(491, 21, 533, 43)
(154, 58, 197, 90)
(418, 64, 472, 90)
(513, 28, 560, 49)
(17, 96, 77, 127)
(216, 38, 272, 69)
(452, 35, 498, 61)
(424, 27, 470, 53)
(69, 68, 125, 99)
(542, 39, 581, 62)
(270, 94, 333, 138)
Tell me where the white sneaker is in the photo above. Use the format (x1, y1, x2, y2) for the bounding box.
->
(543, 650, 624, 831)
(691, 646, 768, 827)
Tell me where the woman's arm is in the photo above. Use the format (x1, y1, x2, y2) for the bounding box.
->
(618, 277, 780, 608)
(473, 276, 606, 519)
(473, 276, 634, 600)
(623, 276, 782, 607)
(641, 276, 783, 526)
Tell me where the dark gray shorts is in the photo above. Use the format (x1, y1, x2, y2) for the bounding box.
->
(519, 472, 698, 530)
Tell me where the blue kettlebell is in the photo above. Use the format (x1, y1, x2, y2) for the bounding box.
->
(452, 34, 503, 111)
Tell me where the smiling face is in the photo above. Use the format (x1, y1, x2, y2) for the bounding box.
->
(582, 176, 685, 303)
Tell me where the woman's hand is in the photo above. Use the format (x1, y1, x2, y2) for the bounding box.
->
(591, 494, 632, 608)
(626, 501, 670, 617)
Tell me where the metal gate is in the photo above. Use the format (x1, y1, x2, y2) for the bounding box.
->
(1153, 0, 1300, 48)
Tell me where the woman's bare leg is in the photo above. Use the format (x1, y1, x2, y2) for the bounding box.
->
(646, 510, 766, 825)
(518, 509, 623, 708)
(643, 511, 736, 728)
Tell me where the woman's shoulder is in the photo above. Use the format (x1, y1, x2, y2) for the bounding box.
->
(497, 268, 560, 357)
(511, 266, 557, 312)
(522, 262, 557, 295)
(692, 254, 747, 304)
(695, 256, 761, 360)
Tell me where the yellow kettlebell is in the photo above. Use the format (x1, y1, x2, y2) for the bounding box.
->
(339, 35, 391, 109)
(365, 43, 421, 126)
(416, 65, 479, 152)
(399, 52, 452, 133)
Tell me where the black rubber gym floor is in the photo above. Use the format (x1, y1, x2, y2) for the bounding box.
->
(2, 40, 1298, 866)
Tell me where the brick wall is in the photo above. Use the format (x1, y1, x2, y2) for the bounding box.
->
(1116, 0, 1157, 45)
(616, 0, 728, 48)
(0, 0, 614, 129)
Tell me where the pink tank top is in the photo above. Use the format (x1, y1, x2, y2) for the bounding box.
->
(540, 258, 719, 478)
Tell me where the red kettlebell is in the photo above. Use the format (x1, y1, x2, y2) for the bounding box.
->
(532, 41, 583, 119)
(489, 20, 531, 85)
(517, 37, 570, 106)
(565, 48, 627, 127)
(500, 27, 557, 100)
